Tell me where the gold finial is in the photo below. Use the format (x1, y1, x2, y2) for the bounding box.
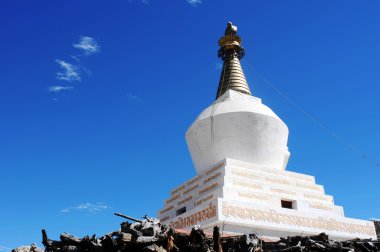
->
(218, 22, 244, 59)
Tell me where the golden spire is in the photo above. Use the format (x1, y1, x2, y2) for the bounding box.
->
(216, 22, 252, 99)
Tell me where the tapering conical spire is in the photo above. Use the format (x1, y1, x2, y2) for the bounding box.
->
(216, 22, 252, 99)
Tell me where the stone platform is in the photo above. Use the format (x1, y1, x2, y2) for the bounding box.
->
(157, 158, 377, 241)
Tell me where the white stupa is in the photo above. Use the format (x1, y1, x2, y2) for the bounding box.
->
(157, 22, 377, 240)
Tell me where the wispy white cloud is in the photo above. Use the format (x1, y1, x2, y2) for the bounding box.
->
(186, 0, 202, 6)
(128, 0, 150, 4)
(70, 55, 81, 62)
(61, 202, 110, 213)
(126, 93, 141, 102)
(73, 36, 100, 56)
(215, 62, 222, 70)
(0, 245, 11, 252)
(370, 218, 380, 221)
(56, 60, 81, 82)
(82, 66, 92, 77)
(48, 36, 100, 97)
(48, 86, 74, 93)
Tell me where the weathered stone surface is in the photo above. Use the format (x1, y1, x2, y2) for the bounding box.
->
(12, 244, 43, 252)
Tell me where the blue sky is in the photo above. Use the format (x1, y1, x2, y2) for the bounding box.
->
(1, 0, 380, 249)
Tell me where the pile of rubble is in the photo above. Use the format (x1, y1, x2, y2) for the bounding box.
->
(261, 233, 380, 252)
(13, 214, 380, 252)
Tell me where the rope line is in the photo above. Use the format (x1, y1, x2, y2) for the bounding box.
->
(242, 59, 379, 168)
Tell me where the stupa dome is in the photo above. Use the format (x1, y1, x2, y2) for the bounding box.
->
(186, 90, 290, 174)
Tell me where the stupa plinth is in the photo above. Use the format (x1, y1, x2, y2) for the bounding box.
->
(157, 22, 377, 241)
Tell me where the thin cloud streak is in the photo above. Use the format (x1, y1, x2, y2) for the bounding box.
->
(186, 0, 202, 6)
(70, 55, 80, 62)
(48, 86, 74, 93)
(56, 60, 81, 82)
(73, 36, 100, 55)
(126, 93, 141, 102)
(0, 245, 11, 252)
(215, 62, 222, 70)
(128, 0, 150, 4)
(61, 202, 110, 213)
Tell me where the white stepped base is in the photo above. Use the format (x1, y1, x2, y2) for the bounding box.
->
(157, 158, 377, 241)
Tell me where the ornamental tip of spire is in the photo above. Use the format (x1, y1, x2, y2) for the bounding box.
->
(225, 22, 238, 36)
(218, 22, 244, 60)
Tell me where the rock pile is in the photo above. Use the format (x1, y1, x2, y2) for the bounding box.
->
(12, 213, 380, 252)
